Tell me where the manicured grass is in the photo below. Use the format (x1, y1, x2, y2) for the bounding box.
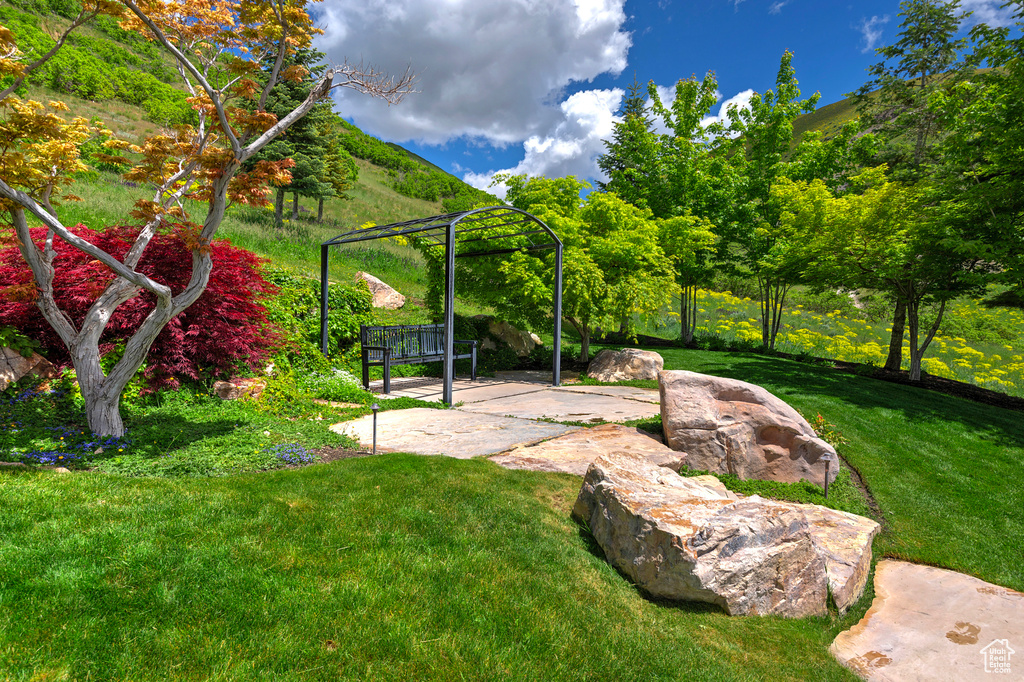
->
(0, 456, 861, 681)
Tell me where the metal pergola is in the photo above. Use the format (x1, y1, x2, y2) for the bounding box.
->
(320, 206, 563, 405)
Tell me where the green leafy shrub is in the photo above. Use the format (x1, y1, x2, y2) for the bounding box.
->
(298, 368, 369, 403)
(0, 325, 39, 358)
(261, 267, 375, 372)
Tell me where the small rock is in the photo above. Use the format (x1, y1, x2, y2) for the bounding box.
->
(489, 423, 684, 476)
(53, 467, 71, 474)
(472, 316, 541, 356)
(213, 378, 266, 401)
(354, 271, 406, 309)
(586, 348, 664, 382)
(1, 347, 59, 392)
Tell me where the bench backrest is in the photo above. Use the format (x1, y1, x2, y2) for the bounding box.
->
(361, 324, 445, 362)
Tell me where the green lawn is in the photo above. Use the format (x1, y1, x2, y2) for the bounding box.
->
(2, 346, 1022, 680)
(0, 456, 861, 681)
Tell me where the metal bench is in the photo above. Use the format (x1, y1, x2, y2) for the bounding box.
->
(360, 323, 477, 393)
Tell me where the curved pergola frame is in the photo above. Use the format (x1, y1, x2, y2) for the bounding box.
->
(320, 206, 563, 404)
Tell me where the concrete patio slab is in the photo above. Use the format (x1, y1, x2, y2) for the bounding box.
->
(489, 423, 684, 476)
(553, 384, 661, 404)
(831, 560, 1024, 681)
(329, 407, 579, 458)
(457, 387, 661, 422)
(367, 376, 550, 404)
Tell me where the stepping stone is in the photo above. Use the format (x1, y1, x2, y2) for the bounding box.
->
(329, 408, 578, 459)
(457, 387, 660, 422)
(553, 384, 661, 404)
(831, 560, 1024, 681)
(489, 423, 684, 476)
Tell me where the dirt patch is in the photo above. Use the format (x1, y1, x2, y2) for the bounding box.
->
(309, 446, 378, 465)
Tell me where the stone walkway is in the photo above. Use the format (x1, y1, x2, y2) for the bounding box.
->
(831, 560, 1024, 681)
(333, 376, 662, 461)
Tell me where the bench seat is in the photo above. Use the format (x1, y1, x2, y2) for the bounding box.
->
(360, 323, 477, 393)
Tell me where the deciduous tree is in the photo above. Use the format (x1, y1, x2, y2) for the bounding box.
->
(723, 51, 819, 350)
(0, 0, 414, 436)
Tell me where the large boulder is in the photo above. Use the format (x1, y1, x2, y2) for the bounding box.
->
(354, 271, 406, 310)
(659, 370, 838, 488)
(1, 347, 58, 392)
(587, 348, 663, 382)
(473, 316, 541, 356)
(572, 451, 878, 617)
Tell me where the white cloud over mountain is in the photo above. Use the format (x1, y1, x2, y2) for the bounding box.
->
(314, 0, 631, 172)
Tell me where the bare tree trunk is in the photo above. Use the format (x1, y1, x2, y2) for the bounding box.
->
(317, 198, 324, 223)
(680, 283, 698, 344)
(566, 316, 591, 362)
(906, 298, 946, 381)
(884, 299, 906, 371)
(274, 187, 285, 227)
(292, 192, 299, 221)
(758, 276, 789, 351)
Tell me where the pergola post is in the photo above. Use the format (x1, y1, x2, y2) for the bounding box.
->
(552, 242, 562, 387)
(442, 220, 456, 405)
(320, 243, 330, 355)
(319, 207, 563, 403)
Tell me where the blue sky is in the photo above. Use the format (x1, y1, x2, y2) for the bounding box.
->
(313, 0, 1017, 197)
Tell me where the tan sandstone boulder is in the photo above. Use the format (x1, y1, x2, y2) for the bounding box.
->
(474, 316, 541, 356)
(354, 271, 406, 310)
(1, 347, 59, 392)
(213, 378, 266, 401)
(587, 348, 663, 382)
(572, 451, 878, 617)
(659, 370, 838, 488)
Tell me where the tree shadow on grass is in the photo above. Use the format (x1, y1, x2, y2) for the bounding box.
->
(693, 352, 1024, 448)
(116, 412, 240, 459)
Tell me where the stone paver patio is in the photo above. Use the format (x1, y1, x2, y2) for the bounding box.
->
(330, 407, 579, 458)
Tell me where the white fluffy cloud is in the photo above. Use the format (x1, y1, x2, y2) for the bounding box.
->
(960, 0, 1018, 27)
(314, 0, 631, 146)
(700, 89, 756, 129)
(859, 15, 890, 53)
(463, 88, 623, 196)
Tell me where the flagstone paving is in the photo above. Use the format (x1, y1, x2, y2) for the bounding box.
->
(831, 560, 1024, 681)
(330, 407, 579, 458)
(457, 387, 660, 422)
(488, 423, 683, 476)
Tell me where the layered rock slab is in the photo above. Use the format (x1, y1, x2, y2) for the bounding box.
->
(659, 370, 838, 487)
(572, 451, 878, 617)
(587, 348, 664, 382)
(489, 423, 684, 476)
(831, 560, 1024, 681)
